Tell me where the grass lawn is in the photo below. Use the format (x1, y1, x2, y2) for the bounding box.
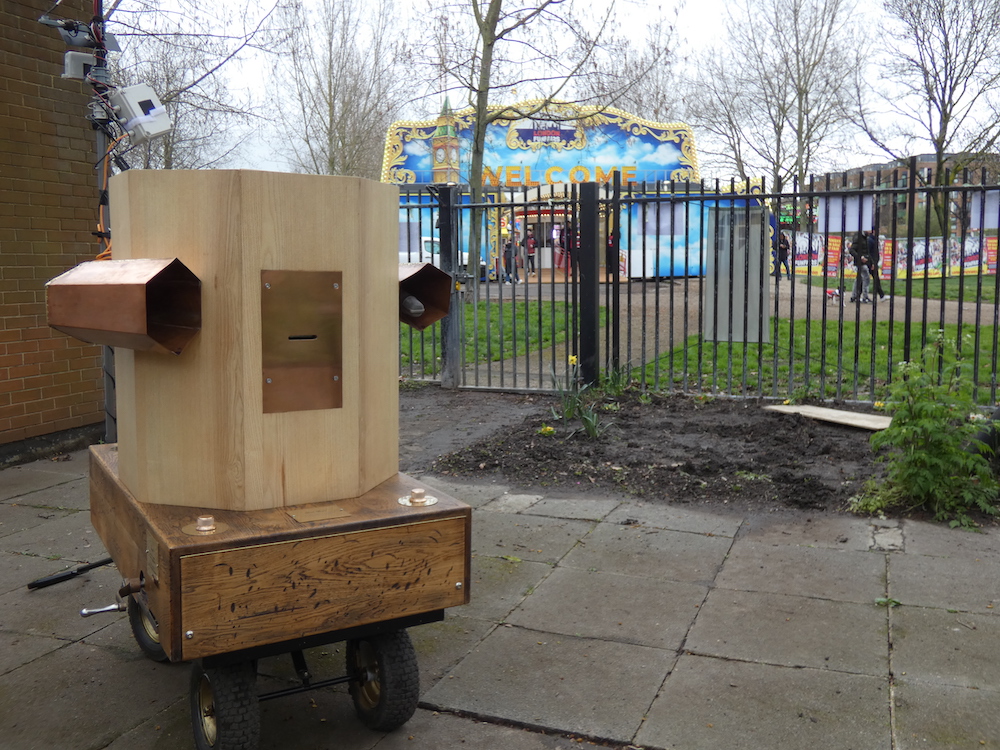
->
(643, 316, 1000, 404)
(400, 299, 606, 375)
(803, 272, 1000, 304)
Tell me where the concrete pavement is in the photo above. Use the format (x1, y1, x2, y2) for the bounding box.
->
(2, 451, 999, 749)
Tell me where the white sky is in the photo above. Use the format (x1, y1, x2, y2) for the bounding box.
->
(155, 0, 896, 175)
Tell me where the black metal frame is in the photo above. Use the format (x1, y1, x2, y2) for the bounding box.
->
(400, 162, 1000, 406)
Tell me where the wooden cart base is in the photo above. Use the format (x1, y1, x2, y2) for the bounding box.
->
(88, 444, 471, 663)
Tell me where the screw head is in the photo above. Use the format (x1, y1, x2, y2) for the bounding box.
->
(455, 582, 463, 590)
(185, 630, 194, 640)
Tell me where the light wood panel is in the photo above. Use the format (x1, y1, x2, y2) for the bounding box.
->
(111, 170, 399, 509)
(764, 404, 892, 431)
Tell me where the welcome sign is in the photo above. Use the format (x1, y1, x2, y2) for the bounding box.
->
(381, 100, 699, 186)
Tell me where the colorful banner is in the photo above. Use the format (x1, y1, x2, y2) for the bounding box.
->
(382, 100, 699, 187)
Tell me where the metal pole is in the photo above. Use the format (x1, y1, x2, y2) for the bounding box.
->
(438, 186, 461, 389)
(91, 0, 117, 441)
(903, 155, 917, 363)
(579, 182, 600, 386)
(610, 171, 621, 370)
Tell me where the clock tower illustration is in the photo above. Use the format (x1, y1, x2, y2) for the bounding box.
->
(431, 98, 461, 184)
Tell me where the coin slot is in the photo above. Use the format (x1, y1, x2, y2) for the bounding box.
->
(288, 334, 318, 340)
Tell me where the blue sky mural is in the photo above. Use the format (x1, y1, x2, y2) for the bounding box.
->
(382, 101, 699, 186)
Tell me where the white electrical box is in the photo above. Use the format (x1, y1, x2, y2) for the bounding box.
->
(109, 84, 172, 145)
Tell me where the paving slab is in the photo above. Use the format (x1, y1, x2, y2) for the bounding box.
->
(422, 625, 675, 743)
(605, 500, 743, 537)
(889, 552, 1000, 612)
(0, 509, 106, 563)
(890, 606, 1000, 691)
(481, 492, 544, 513)
(560, 522, 732, 584)
(0, 640, 188, 750)
(0, 563, 124, 640)
(715, 539, 886, 603)
(0, 630, 67, 676)
(1, 549, 102, 597)
(686, 588, 888, 675)
(739, 511, 874, 551)
(901, 519, 1000, 560)
(636, 654, 891, 750)
(506, 566, 707, 649)
(414, 477, 509, 508)
(3, 476, 90, 511)
(0, 465, 86, 503)
(471, 511, 592, 565)
(106, 700, 596, 750)
(0, 503, 75, 541)
(893, 680, 1000, 749)
(372, 709, 596, 749)
(103, 698, 208, 750)
(407, 613, 497, 689)
(463, 556, 555, 622)
(521, 497, 621, 521)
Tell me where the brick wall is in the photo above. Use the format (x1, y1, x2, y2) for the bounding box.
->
(1, 1, 105, 446)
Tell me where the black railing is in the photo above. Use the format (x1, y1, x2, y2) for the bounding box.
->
(399, 163, 1000, 405)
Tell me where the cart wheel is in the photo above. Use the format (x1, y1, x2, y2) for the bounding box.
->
(190, 660, 260, 750)
(347, 629, 419, 731)
(127, 595, 168, 662)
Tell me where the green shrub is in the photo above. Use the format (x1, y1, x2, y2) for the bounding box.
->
(852, 334, 999, 527)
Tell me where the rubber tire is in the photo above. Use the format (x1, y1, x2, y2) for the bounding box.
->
(127, 595, 168, 663)
(190, 660, 261, 750)
(347, 630, 420, 731)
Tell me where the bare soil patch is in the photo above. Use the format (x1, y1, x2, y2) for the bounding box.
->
(401, 384, 883, 514)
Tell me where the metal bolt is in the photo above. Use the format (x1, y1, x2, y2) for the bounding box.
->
(410, 488, 427, 506)
(195, 515, 216, 533)
(185, 630, 194, 640)
(455, 582, 463, 590)
(333, 283, 339, 289)
(333, 375, 339, 381)
(264, 282, 271, 289)
(266, 378, 272, 384)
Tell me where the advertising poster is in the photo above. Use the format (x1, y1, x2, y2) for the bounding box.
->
(826, 235, 842, 277)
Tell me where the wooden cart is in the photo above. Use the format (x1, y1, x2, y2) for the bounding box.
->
(88, 444, 469, 749)
(44, 170, 466, 750)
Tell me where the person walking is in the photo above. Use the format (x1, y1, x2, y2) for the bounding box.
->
(849, 230, 871, 303)
(503, 235, 520, 284)
(865, 230, 889, 301)
(524, 228, 537, 276)
(778, 232, 792, 279)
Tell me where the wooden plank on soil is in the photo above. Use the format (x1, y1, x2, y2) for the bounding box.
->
(764, 404, 891, 431)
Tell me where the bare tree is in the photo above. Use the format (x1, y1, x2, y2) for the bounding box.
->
(862, 0, 1000, 184)
(274, 0, 409, 179)
(572, 14, 682, 123)
(108, 0, 279, 169)
(422, 0, 629, 273)
(687, 0, 858, 188)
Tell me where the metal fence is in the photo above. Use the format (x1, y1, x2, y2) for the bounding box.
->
(398, 162, 1000, 405)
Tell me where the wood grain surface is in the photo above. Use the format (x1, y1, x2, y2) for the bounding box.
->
(110, 170, 400, 509)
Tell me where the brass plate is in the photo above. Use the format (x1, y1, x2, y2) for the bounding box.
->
(286, 505, 350, 523)
(261, 270, 343, 413)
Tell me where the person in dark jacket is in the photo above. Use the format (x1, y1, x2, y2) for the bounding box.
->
(777, 232, 792, 279)
(849, 231, 871, 303)
(865, 230, 888, 301)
